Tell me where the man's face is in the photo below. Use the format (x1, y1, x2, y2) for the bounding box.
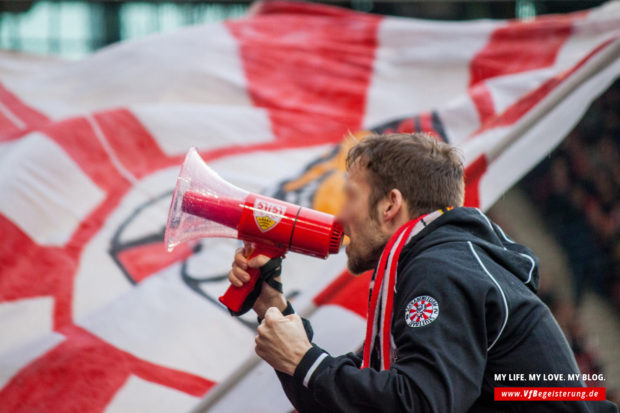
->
(336, 164, 389, 274)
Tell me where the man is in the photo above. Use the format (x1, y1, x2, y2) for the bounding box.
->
(229, 133, 617, 412)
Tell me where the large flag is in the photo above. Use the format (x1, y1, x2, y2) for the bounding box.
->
(0, 1, 618, 411)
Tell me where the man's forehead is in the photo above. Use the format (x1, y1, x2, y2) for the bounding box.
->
(344, 165, 367, 190)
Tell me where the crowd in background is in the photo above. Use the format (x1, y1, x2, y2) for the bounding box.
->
(520, 79, 619, 401)
(523, 79, 619, 309)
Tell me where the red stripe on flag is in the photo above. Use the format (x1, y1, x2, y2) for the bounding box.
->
(43, 116, 131, 193)
(3, 117, 135, 328)
(0, 326, 215, 412)
(0, 215, 77, 328)
(469, 84, 496, 126)
(0, 83, 49, 141)
(227, 4, 381, 146)
(397, 117, 414, 133)
(469, 12, 583, 125)
(0, 111, 217, 410)
(253, 0, 369, 18)
(92, 109, 182, 179)
(470, 13, 581, 84)
(419, 112, 433, 134)
(117, 242, 194, 284)
(476, 36, 618, 134)
(0, 112, 23, 140)
(313, 269, 372, 319)
(464, 154, 488, 208)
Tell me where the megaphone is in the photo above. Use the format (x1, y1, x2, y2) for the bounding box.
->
(165, 148, 344, 313)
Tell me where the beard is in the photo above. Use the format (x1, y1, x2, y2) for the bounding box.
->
(346, 232, 388, 275)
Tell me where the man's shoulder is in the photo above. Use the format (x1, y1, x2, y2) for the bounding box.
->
(400, 240, 479, 276)
(396, 240, 499, 295)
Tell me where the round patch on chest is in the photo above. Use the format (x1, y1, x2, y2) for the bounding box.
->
(405, 295, 439, 327)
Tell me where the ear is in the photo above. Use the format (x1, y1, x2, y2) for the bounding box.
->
(379, 189, 406, 224)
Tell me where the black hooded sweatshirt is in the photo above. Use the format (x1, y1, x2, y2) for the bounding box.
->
(275, 207, 618, 412)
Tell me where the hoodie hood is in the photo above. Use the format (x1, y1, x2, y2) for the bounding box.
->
(404, 207, 540, 293)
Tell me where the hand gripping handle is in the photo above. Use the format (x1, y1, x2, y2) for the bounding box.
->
(218, 244, 285, 313)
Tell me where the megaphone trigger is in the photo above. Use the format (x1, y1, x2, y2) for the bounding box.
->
(219, 243, 286, 314)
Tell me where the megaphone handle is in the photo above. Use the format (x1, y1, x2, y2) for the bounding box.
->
(219, 244, 284, 313)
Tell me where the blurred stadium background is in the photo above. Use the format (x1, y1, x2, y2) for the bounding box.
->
(490, 80, 620, 400)
(0, 1, 613, 59)
(1, 0, 618, 408)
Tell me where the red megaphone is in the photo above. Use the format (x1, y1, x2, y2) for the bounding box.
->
(165, 148, 343, 313)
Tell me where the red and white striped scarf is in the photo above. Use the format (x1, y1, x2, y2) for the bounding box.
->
(361, 207, 453, 370)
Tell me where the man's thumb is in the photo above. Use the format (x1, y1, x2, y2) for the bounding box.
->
(264, 306, 283, 322)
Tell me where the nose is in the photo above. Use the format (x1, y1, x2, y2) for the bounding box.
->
(334, 213, 348, 234)
(334, 210, 344, 224)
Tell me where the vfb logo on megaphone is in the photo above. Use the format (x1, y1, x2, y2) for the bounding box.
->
(253, 198, 286, 232)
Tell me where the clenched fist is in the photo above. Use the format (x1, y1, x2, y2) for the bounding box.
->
(255, 307, 312, 375)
